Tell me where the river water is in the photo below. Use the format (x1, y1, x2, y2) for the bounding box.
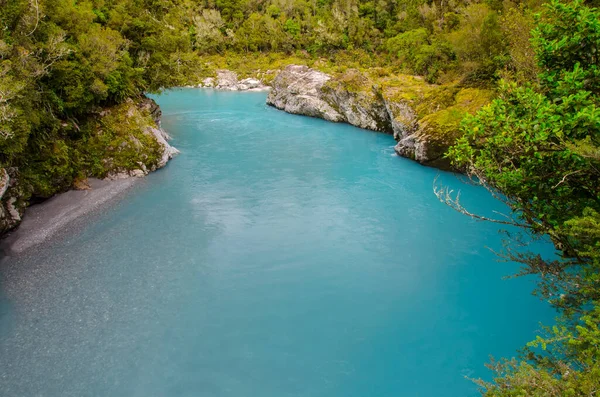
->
(0, 89, 554, 396)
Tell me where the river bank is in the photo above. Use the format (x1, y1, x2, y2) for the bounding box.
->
(1, 63, 489, 244)
(0, 97, 179, 240)
(0, 178, 139, 254)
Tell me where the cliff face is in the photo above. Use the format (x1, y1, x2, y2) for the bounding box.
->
(0, 97, 178, 237)
(267, 65, 393, 131)
(267, 65, 492, 170)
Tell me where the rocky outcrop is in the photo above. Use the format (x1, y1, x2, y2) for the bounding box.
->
(266, 65, 341, 121)
(199, 70, 269, 91)
(0, 168, 30, 236)
(267, 65, 448, 167)
(267, 66, 394, 132)
(101, 97, 179, 179)
(139, 97, 180, 169)
(266, 65, 494, 169)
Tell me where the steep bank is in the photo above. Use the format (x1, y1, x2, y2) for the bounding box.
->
(0, 97, 178, 238)
(267, 65, 492, 169)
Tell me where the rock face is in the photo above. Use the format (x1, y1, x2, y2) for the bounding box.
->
(266, 65, 342, 121)
(103, 97, 179, 179)
(139, 97, 180, 169)
(199, 70, 269, 91)
(267, 65, 394, 131)
(267, 65, 446, 167)
(0, 168, 27, 235)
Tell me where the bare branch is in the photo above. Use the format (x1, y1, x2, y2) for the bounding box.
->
(552, 170, 582, 189)
(433, 176, 527, 227)
(25, 0, 40, 36)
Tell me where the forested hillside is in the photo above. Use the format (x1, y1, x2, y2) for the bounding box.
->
(1, 0, 599, 394)
(194, 0, 536, 84)
(0, 0, 197, 206)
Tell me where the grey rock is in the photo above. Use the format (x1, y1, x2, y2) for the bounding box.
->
(216, 70, 240, 90)
(0, 167, 28, 236)
(267, 65, 343, 122)
(147, 126, 180, 169)
(0, 168, 9, 199)
(267, 65, 448, 168)
(138, 97, 179, 169)
(240, 78, 261, 88)
(210, 70, 268, 91)
(267, 65, 392, 131)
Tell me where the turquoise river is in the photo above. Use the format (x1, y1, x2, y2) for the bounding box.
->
(0, 89, 555, 396)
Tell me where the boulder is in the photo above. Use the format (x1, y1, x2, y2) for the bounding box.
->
(210, 70, 268, 91)
(266, 65, 343, 122)
(216, 70, 240, 90)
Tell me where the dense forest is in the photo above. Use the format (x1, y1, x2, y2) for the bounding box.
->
(1, 0, 599, 393)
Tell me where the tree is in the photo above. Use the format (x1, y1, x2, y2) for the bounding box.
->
(436, 0, 600, 393)
(194, 9, 226, 53)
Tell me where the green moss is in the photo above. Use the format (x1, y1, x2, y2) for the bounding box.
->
(419, 87, 494, 143)
(77, 100, 162, 178)
(327, 69, 372, 94)
(379, 74, 435, 104)
(454, 87, 494, 113)
(414, 86, 460, 117)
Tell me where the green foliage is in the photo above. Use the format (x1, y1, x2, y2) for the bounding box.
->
(0, 0, 199, 201)
(385, 29, 456, 83)
(445, 0, 600, 394)
(534, 0, 600, 95)
(77, 101, 162, 178)
(478, 304, 600, 396)
(498, 2, 539, 82)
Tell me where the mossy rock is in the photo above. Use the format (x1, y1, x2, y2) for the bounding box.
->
(419, 87, 494, 144)
(379, 74, 435, 104)
(327, 69, 372, 94)
(77, 100, 163, 178)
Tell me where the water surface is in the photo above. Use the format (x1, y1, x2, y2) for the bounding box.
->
(0, 89, 554, 396)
